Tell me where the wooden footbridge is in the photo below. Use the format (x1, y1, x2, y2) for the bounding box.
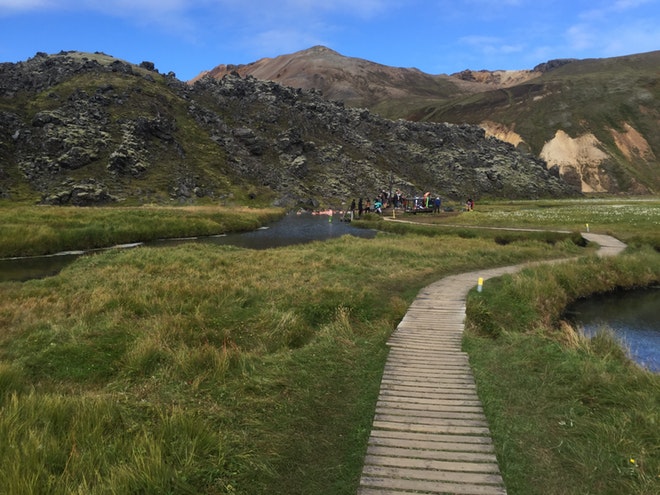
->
(358, 233, 626, 495)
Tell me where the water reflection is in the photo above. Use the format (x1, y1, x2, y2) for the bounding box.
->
(149, 212, 374, 250)
(566, 287, 660, 373)
(0, 213, 375, 282)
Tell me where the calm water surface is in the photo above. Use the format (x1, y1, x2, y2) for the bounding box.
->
(566, 287, 660, 373)
(0, 213, 375, 282)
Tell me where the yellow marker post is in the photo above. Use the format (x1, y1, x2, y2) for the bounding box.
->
(586, 223, 589, 232)
(477, 277, 484, 292)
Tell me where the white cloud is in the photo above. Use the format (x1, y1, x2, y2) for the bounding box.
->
(599, 20, 660, 56)
(285, 0, 395, 17)
(565, 24, 596, 51)
(0, 0, 51, 11)
(459, 35, 523, 55)
(565, 14, 660, 58)
(0, 0, 196, 17)
(580, 0, 654, 21)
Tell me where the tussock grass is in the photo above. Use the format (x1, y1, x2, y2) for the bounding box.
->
(0, 220, 583, 494)
(465, 248, 660, 494)
(0, 205, 283, 258)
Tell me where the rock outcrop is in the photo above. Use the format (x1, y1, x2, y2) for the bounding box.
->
(0, 51, 576, 207)
(192, 46, 660, 195)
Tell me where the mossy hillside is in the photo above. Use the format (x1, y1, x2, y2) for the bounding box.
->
(0, 52, 575, 207)
(29, 71, 237, 200)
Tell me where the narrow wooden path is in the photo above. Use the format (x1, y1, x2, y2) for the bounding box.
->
(358, 233, 625, 495)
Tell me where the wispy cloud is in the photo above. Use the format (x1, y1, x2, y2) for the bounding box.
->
(0, 0, 51, 11)
(567, 0, 658, 55)
(248, 28, 328, 56)
(285, 0, 396, 17)
(460, 35, 524, 55)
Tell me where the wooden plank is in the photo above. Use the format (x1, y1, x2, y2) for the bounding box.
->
(369, 429, 494, 445)
(374, 413, 488, 428)
(362, 463, 504, 484)
(359, 476, 507, 495)
(376, 406, 486, 421)
(372, 420, 491, 435)
(368, 436, 496, 454)
(366, 444, 498, 463)
(364, 454, 500, 473)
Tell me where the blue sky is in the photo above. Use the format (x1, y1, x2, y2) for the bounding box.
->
(1, 0, 658, 81)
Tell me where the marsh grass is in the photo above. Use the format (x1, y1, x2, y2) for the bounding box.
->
(0, 205, 283, 258)
(398, 197, 660, 248)
(464, 248, 660, 494)
(0, 222, 584, 494)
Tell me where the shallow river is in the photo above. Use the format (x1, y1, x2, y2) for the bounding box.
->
(0, 212, 375, 282)
(566, 287, 660, 373)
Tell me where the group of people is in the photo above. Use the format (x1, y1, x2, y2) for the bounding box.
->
(347, 190, 444, 216)
(349, 193, 388, 217)
(344, 191, 475, 217)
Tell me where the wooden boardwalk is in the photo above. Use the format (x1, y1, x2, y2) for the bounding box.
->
(358, 233, 625, 495)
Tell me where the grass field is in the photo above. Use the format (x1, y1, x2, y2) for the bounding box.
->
(406, 197, 660, 249)
(0, 199, 658, 494)
(0, 205, 284, 258)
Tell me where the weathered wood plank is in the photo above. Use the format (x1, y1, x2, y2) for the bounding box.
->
(359, 476, 507, 495)
(362, 463, 504, 484)
(369, 429, 494, 445)
(366, 444, 498, 463)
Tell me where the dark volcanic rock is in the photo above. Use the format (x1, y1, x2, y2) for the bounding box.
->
(0, 51, 577, 206)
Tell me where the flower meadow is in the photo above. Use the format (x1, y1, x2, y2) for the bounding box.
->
(452, 198, 660, 235)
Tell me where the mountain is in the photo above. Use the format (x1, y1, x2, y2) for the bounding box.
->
(196, 47, 660, 194)
(191, 45, 475, 107)
(0, 51, 573, 207)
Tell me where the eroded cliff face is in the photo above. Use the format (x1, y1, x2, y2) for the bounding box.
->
(480, 121, 525, 149)
(610, 123, 655, 162)
(540, 130, 611, 193)
(482, 121, 655, 194)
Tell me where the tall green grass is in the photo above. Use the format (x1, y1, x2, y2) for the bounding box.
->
(0, 205, 283, 258)
(464, 248, 660, 494)
(0, 224, 585, 494)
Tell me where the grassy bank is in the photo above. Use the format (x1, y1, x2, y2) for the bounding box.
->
(399, 197, 660, 249)
(464, 248, 660, 495)
(0, 205, 284, 258)
(0, 220, 587, 494)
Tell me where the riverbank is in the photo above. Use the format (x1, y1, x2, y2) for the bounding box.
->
(0, 205, 284, 258)
(464, 247, 660, 494)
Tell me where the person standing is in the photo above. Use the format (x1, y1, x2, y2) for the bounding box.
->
(433, 197, 441, 214)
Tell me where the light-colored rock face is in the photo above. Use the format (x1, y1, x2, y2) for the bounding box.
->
(540, 130, 610, 192)
(457, 69, 540, 88)
(610, 123, 655, 161)
(480, 121, 525, 148)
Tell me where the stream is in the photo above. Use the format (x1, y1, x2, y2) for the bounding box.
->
(0, 212, 375, 282)
(566, 286, 660, 373)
